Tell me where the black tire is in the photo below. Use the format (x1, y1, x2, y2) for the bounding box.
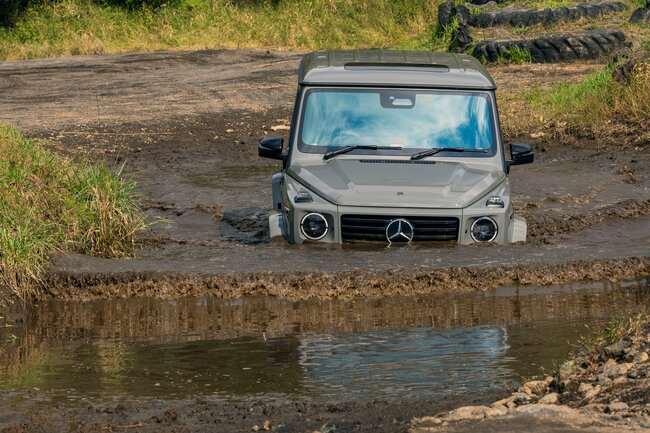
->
(534, 39, 561, 63)
(577, 35, 604, 56)
(450, 24, 473, 52)
(437, 2, 455, 28)
(467, 2, 628, 28)
(629, 8, 650, 24)
(455, 5, 470, 25)
(471, 30, 627, 64)
(565, 37, 591, 58)
(567, 8, 580, 20)
(466, 0, 507, 4)
(471, 13, 495, 28)
(523, 42, 545, 63)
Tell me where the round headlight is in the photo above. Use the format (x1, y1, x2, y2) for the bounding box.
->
(470, 217, 498, 242)
(300, 213, 328, 240)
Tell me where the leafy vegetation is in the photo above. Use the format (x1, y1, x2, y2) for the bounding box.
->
(0, 126, 143, 302)
(1, 0, 647, 60)
(508, 0, 578, 9)
(527, 65, 616, 115)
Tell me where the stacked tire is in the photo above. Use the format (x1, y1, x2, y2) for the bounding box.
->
(472, 30, 627, 63)
(468, 2, 627, 28)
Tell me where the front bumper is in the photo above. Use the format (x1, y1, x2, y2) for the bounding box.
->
(270, 204, 525, 245)
(270, 173, 526, 245)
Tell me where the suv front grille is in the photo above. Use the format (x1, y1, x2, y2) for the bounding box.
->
(340, 214, 459, 242)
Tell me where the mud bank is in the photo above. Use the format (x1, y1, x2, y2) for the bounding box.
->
(524, 199, 650, 241)
(41, 257, 649, 302)
(0, 391, 504, 433)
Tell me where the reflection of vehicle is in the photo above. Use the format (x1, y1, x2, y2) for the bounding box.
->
(259, 50, 534, 245)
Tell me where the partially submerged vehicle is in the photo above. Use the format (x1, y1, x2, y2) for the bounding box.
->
(259, 50, 534, 245)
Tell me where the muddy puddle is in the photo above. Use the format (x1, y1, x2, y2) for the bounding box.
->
(1, 279, 647, 405)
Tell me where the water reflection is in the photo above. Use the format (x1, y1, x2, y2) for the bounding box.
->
(0, 279, 647, 402)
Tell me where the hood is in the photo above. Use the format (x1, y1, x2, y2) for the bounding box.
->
(288, 159, 505, 208)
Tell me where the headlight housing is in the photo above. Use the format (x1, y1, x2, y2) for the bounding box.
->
(470, 217, 498, 242)
(300, 213, 328, 240)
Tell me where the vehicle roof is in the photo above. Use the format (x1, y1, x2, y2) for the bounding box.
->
(298, 50, 496, 90)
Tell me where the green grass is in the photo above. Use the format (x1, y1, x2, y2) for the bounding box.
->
(521, 1, 576, 9)
(0, 0, 448, 60)
(0, 126, 143, 302)
(528, 65, 615, 114)
(496, 46, 533, 65)
(525, 58, 650, 133)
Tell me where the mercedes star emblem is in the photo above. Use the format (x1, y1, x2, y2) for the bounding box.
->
(385, 218, 415, 244)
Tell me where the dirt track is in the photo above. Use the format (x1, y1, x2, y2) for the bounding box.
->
(1, 49, 650, 432)
(1, 50, 649, 295)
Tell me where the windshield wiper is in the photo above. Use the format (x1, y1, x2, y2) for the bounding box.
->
(323, 145, 403, 160)
(410, 147, 488, 161)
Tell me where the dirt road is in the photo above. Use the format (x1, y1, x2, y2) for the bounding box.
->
(0, 50, 648, 296)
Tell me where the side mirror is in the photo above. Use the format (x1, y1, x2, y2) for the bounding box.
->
(507, 142, 534, 172)
(259, 136, 285, 160)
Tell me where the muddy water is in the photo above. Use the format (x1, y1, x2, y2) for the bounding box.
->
(1, 279, 647, 404)
(56, 149, 650, 275)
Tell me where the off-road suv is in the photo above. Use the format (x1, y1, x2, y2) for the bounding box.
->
(259, 50, 533, 245)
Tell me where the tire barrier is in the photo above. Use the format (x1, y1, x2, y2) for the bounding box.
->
(437, 2, 473, 52)
(612, 50, 650, 83)
(467, 2, 628, 28)
(466, 0, 507, 5)
(630, 0, 650, 24)
(472, 30, 627, 63)
(438, 1, 457, 28)
(450, 24, 473, 53)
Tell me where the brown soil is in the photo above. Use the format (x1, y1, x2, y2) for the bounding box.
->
(524, 199, 650, 241)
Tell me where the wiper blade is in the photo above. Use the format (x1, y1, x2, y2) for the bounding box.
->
(410, 147, 488, 160)
(323, 145, 403, 160)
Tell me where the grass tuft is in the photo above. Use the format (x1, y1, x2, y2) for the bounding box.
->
(571, 311, 648, 362)
(496, 46, 533, 65)
(0, 126, 143, 302)
(527, 65, 616, 116)
(503, 55, 650, 144)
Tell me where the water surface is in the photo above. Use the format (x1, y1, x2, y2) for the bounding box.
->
(1, 279, 647, 403)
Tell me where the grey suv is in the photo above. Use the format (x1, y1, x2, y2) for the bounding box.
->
(259, 50, 533, 245)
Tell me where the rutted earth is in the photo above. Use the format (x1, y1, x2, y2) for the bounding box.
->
(0, 50, 649, 431)
(0, 50, 648, 292)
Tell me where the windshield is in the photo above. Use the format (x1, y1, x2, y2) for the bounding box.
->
(299, 89, 496, 156)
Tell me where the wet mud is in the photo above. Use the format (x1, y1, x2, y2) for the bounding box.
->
(43, 257, 649, 302)
(1, 51, 648, 292)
